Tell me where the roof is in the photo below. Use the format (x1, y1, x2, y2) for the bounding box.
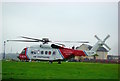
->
(77, 44, 108, 52)
(97, 47, 108, 52)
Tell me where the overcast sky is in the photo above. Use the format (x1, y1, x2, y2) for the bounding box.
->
(1, 1, 118, 55)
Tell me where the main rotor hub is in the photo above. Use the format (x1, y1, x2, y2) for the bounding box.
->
(42, 38, 50, 43)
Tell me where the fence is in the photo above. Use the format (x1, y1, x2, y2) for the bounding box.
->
(82, 59, 120, 64)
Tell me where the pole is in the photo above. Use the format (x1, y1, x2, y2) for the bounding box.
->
(3, 41, 6, 59)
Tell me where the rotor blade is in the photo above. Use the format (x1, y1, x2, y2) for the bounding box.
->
(103, 35, 110, 42)
(94, 35, 100, 40)
(54, 43, 65, 46)
(20, 36, 43, 42)
(7, 40, 39, 42)
(104, 43, 111, 50)
(54, 41, 89, 43)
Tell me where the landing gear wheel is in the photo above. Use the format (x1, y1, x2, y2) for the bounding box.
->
(49, 61, 53, 64)
(58, 61, 61, 64)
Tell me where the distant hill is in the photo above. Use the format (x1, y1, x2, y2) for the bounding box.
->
(0, 53, 19, 60)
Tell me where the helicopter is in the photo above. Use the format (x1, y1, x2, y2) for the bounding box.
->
(7, 35, 111, 64)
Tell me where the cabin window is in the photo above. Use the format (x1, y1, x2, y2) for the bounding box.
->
(31, 50, 34, 54)
(38, 50, 40, 54)
(53, 51, 56, 55)
(34, 51, 36, 54)
(31, 50, 36, 54)
(41, 51, 44, 54)
(34, 49, 39, 54)
(49, 51, 51, 55)
(45, 51, 48, 55)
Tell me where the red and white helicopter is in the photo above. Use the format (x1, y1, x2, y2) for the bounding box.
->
(7, 35, 111, 64)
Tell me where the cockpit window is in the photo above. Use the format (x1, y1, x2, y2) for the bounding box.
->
(21, 49, 25, 54)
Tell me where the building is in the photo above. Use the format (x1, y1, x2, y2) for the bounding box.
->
(75, 44, 108, 60)
(107, 55, 120, 60)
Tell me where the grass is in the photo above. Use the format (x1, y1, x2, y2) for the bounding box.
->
(2, 61, 119, 79)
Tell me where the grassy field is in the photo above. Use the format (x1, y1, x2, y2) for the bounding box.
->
(2, 61, 119, 79)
